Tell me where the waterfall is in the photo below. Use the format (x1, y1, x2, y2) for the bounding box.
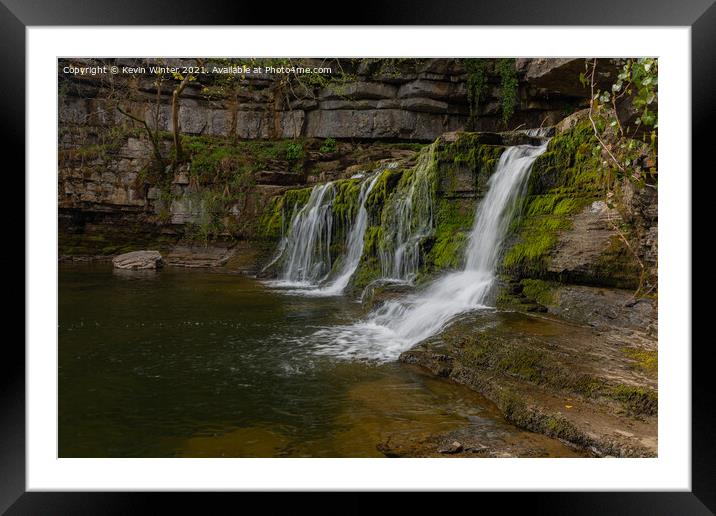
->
(275, 182, 336, 287)
(316, 174, 381, 295)
(379, 143, 437, 281)
(312, 142, 548, 361)
(268, 173, 380, 294)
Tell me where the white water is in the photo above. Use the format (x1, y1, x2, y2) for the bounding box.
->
(274, 182, 336, 287)
(314, 174, 381, 296)
(313, 143, 548, 361)
(269, 173, 380, 296)
(379, 143, 437, 281)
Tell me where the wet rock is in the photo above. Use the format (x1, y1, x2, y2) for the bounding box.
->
(439, 441, 464, 454)
(165, 245, 235, 268)
(547, 200, 640, 289)
(112, 250, 163, 270)
(399, 310, 657, 458)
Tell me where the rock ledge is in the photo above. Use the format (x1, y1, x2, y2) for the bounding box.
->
(112, 250, 163, 270)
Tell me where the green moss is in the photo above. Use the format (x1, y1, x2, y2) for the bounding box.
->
(352, 255, 381, 290)
(496, 347, 546, 383)
(183, 136, 309, 184)
(610, 385, 657, 416)
(257, 186, 313, 239)
(496, 58, 518, 124)
(429, 232, 467, 270)
(590, 234, 642, 289)
(622, 347, 658, 375)
(437, 134, 504, 178)
(365, 167, 404, 214)
(501, 120, 610, 277)
(458, 335, 609, 400)
(502, 229, 559, 273)
(332, 178, 362, 229)
(351, 226, 384, 289)
(425, 200, 474, 271)
(520, 279, 555, 306)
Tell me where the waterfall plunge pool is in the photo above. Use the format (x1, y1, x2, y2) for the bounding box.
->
(59, 263, 584, 458)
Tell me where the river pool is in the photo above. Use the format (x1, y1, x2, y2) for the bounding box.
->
(59, 263, 581, 457)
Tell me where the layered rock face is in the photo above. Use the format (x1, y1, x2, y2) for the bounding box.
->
(57, 57, 627, 263)
(59, 58, 595, 143)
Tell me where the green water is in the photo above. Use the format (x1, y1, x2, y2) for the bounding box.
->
(59, 264, 579, 457)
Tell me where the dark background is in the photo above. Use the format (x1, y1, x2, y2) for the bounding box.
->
(3, 0, 712, 513)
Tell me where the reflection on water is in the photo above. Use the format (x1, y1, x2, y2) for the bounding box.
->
(59, 263, 580, 457)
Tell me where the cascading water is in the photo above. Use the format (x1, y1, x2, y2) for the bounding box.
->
(274, 182, 336, 287)
(268, 173, 380, 295)
(315, 174, 381, 296)
(312, 142, 548, 361)
(378, 143, 437, 281)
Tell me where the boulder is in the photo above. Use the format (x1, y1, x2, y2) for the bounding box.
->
(518, 58, 620, 98)
(112, 250, 163, 270)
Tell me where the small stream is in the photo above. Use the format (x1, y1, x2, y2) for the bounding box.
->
(59, 264, 581, 457)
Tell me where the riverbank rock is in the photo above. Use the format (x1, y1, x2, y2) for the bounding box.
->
(399, 310, 657, 458)
(164, 245, 235, 268)
(112, 250, 163, 270)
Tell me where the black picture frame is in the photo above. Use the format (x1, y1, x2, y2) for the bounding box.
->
(4, 1, 712, 513)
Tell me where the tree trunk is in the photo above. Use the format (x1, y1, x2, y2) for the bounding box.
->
(116, 106, 164, 166)
(172, 75, 193, 166)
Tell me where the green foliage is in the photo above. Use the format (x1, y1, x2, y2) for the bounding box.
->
(184, 189, 229, 245)
(183, 136, 307, 185)
(587, 58, 658, 180)
(463, 59, 488, 130)
(319, 137, 338, 154)
(605, 58, 658, 131)
(496, 58, 518, 125)
(285, 142, 304, 161)
(60, 125, 135, 163)
(188, 142, 242, 182)
(625, 58, 658, 129)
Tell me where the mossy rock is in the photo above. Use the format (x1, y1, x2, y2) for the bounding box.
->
(501, 119, 611, 278)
